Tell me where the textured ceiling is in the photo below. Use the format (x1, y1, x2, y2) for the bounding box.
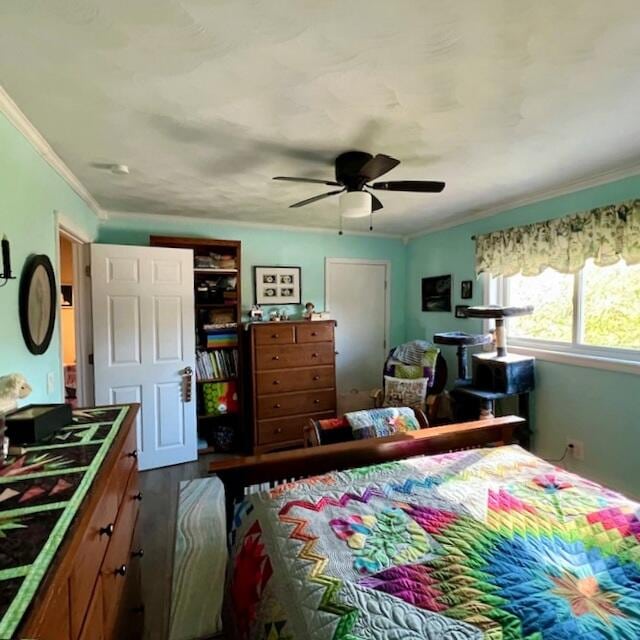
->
(1, 1, 640, 235)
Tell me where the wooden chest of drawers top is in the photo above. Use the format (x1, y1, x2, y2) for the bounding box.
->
(251, 320, 335, 347)
(3, 404, 141, 640)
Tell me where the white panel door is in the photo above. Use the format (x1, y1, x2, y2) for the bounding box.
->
(91, 244, 196, 470)
(326, 259, 389, 414)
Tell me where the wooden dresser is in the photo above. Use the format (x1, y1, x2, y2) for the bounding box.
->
(1, 404, 143, 640)
(246, 321, 337, 453)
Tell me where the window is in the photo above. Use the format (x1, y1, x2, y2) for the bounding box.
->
(493, 259, 640, 364)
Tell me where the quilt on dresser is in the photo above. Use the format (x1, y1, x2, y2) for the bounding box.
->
(228, 445, 640, 639)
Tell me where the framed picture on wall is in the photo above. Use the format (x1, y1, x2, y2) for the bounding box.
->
(254, 266, 302, 305)
(421, 274, 452, 312)
(455, 305, 470, 318)
(461, 280, 473, 299)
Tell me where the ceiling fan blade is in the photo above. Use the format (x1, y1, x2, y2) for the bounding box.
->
(289, 189, 344, 208)
(370, 193, 384, 211)
(371, 180, 446, 193)
(274, 176, 341, 186)
(358, 154, 400, 181)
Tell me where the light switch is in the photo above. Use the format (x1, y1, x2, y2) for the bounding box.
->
(47, 371, 55, 395)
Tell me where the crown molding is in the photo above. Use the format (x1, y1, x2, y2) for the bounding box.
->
(0, 84, 106, 220)
(405, 162, 640, 241)
(104, 210, 404, 240)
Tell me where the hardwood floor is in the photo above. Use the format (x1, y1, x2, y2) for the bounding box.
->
(137, 454, 224, 640)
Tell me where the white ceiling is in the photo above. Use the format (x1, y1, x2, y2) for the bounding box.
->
(1, 1, 640, 235)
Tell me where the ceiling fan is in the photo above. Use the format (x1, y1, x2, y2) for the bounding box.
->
(273, 150, 445, 230)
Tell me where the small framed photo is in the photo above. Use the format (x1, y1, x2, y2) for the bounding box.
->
(254, 266, 301, 305)
(461, 280, 473, 299)
(455, 305, 470, 319)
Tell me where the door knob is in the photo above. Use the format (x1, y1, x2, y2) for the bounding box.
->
(131, 548, 144, 559)
(115, 564, 127, 577)
(100, 523, 114, 537)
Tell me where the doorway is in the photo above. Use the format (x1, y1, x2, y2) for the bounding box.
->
(325, 258, 390, 414)
(58, 234, 77, 406)
(57, 224, 92, 408)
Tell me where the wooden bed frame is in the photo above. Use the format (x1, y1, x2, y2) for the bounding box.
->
(210, 415, 524, 528)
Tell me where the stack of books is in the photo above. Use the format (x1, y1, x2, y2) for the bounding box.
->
(205, 328, 238, 348)
(196, 349, 238, 380)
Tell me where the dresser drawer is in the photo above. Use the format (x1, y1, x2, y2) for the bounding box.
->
(101, 470, 140, 638)
(256, 343, 335, 370)
(296, 322, 333, 343)
(253, 323, 295, 346)
(258, 389, 335, 419)
(258, 411, 334, 445)
(111, 424, 138, 505)
(79, 577, 105, 640)
(69, 477, 120, 638)
(256, 366, 335, 395)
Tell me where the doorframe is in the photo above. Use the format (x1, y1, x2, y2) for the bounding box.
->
(324, 257, 391, 353)
(55, 211, 95, 407)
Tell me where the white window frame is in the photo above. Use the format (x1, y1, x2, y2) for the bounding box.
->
(484, 269, 640, 376)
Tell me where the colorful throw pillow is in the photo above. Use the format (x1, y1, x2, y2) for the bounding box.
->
(345, 407, 420, 440)
(384, 346, 439, 388)
(382, 376, 428, 411)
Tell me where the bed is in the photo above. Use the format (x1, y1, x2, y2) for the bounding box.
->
(214, 417, 640, 639)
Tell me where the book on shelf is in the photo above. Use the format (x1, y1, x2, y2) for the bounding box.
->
(196, 349, 238, 380)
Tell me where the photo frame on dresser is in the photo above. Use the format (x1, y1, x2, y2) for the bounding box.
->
(254, 266, 302, 305)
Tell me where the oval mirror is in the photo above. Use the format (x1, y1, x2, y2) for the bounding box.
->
(19, 254, 57, 355)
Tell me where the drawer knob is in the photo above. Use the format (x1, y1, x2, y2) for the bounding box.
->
(133, 491, 143, 501)
(274, 403, 281, 409)
(273, 380, 280, 385)
(311, 331, 317, 336)
(275, 427, 283, 434)
(272, 355, 280, 361)
(313, 375, 320, 381)
(100, 523, 114, 537)
(313, 399, 320, 404)
(115, 564, 127, 577)
(127, 449, 138, 459)
(271, 334, 279, 339)
(312, 352, 319, 358)
(131, 548, 145, 559)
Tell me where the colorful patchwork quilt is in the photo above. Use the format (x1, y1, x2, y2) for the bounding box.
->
(228, 445, 640, 639)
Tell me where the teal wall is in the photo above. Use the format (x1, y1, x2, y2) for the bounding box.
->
(97, 218, 408, 347)
(0, 113, 98, 404)
(2, 101, 638, 496)
(406, 174, 640, 497)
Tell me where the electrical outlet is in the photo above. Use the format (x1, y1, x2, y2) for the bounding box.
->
(47, 371, 55, 395)
(567, 438, 585, 461)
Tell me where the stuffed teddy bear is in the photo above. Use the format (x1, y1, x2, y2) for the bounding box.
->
(0, 373, 32, 416)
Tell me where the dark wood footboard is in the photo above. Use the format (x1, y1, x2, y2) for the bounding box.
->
(210, 415, 524, 529)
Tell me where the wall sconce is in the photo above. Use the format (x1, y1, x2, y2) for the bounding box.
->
(1, 235, 16, 287)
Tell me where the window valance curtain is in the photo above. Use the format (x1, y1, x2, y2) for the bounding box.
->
(475, 198, 640, 277)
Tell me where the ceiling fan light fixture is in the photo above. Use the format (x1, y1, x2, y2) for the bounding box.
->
(339, 191, 371, 218)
